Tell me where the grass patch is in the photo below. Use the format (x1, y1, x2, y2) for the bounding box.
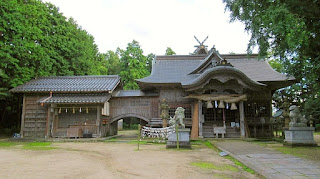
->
(21, 142, 56, 150)
(0, 141, 57, 150)
(251, 140, 320, 162)
(202, 140, 220, 152)
(224, 156, 255, 174)
(272, 145, 320, 161)
(0, 141, 19, 147)
(128, 140, 148, 145)
(191, 161, 238, 172)
(315, 132, 320, 135)
(105, 138, 119, 142)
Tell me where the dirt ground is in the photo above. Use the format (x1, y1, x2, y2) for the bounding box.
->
(0, 141, 258, 179)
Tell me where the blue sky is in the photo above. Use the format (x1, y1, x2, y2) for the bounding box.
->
(44, 0, 253, 55)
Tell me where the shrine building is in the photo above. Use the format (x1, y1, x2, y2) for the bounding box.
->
(10, 42, 296, 139)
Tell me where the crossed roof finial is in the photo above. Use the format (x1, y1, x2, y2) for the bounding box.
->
(193, 36, 209, 54)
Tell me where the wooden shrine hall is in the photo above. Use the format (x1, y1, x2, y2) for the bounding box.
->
(10, 40, 296, 139)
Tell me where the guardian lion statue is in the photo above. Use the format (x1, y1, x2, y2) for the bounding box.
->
(289, 105, 308, 127)
(169, 107, 185, 128)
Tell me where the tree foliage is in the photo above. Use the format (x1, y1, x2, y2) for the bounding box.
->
(0, 0, 107, 129)
(224, 0, 320, 120)
(118, 40, 151, 90)
(103, 50, 121, 75)
(165, 47, 176, 55)
(224, 0, 320, 83)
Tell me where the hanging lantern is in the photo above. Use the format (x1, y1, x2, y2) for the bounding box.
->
(218, 100, 225, 108)
(72, 107, 75, 113)
(207, 101, 213, 108)
(231, 103, 238, 110)
(58, 108, 61, 113)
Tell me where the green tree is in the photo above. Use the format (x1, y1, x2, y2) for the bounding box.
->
(103, 50, 121, 75)
(165, 47, 176, 55)
(118, 40, 151, 90)
(0, 0, 107, 130)
(146, 53, 155, 73)
(224, 0, 320, 121)
(223, 0, 319, 83)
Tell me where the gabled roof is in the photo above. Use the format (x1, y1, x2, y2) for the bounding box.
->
(137, 51, 296, 90)
(137, 56, 203, 84)
(10, 75, 120, 93)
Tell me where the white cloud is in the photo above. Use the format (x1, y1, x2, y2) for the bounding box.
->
(44, 0, 253, 55)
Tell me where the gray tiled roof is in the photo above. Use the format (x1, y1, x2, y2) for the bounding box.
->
(137, 57, 203, 84)
(39, 93, 111, 104)
(228, 58, 294, 82)
(137, 54, 295, 86)
(113, 90, 159, 97)
(10, 75, 120, 93)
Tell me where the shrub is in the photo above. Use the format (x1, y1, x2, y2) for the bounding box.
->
(315, 124, 320, 132)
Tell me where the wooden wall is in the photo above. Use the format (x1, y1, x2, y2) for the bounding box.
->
(109, 96, 159, 120)
(22, 94, 48, 138)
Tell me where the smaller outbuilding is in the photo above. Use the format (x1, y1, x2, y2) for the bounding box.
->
(10, 75, 120, 138)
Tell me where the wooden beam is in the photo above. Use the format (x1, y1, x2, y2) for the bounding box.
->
(190, 100, 199, 139)
(20, 94, 26, 138)
(185, 94, 247, 103)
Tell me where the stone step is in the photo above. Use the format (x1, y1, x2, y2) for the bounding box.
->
(203, 132, 215, 138)
(225, 133, 241, 138)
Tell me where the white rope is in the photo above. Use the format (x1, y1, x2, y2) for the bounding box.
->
(141, 126, 175, 139)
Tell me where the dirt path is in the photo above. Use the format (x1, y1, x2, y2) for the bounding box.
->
(0, 142, 258, 179)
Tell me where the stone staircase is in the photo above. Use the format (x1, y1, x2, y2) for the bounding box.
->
(202, 122, 240, 138)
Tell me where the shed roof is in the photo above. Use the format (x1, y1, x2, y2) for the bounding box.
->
(39, 93, 111, 104)
(10, 75, 120, 93)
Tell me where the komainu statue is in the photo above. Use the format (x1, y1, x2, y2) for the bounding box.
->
(169, 107, 185, 128)
(289, 105, 308, 127)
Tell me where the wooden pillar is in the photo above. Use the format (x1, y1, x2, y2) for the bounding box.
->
(239, 101, 245, 138)
(191, 100, 199, 139)
(198, 101, 203, 138)
(20, 94, 26, 138)
(96, 107, 101, 137)
(46, 106, 51, 138)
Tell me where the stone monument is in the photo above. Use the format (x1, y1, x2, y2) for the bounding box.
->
(166, 107, 191, 148)
(284, 105, 317, 146)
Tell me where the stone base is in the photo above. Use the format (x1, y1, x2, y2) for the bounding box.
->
(284, 127, 317, 147)
(166, 128, 191, 149)
(166, 141, 191, 148)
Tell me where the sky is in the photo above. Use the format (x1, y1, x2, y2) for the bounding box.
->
(43, 0, 252, 55)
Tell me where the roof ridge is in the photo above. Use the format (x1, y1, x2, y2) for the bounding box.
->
(36, 75, 120, 79)
(156, 55, 206, 61)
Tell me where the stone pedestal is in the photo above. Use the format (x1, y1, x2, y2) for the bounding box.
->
(166, 128, 191, 148)
(284, 127, 317, 146)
